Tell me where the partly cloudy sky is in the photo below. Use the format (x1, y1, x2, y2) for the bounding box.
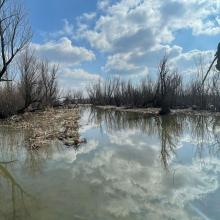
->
(24, 0, 220, 90)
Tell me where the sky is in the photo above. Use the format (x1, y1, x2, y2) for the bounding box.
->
(23, 0, 220, 91)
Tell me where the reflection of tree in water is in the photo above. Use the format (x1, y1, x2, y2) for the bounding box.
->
(0, 127, 78, 219)
(189, 116, 213, 159)
(0, 127, 44, 176)
(89, 107, 159, 135)
(0, 127, 25, 162)
(185, 115, 220, 160)
(89, 107, 220, 169)
(89, 108, 185, 169)
(23, 142, 67, 176)
(0, 161, 34, 220)
(209, 116, 220, 156)
(158, 115, 185, 170)
(0, 124, 80, 176)
(0, 115, 82, 219)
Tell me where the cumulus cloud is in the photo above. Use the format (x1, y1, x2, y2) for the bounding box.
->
(31, 0, 219, 86)
(78, 12, 96, 22)
(41, 19, 75, 40)
(103, 52, 149, 75)
(31, 37, 95, 66)
(76, 0, 219, 76)
(58, 67, 101, 91)
(80, 0, 220, 51)
(62, 68, 100, 81)
(103, 44, 185, 76)
(97, 0, 111, 11)
(170, 49, 216, 77)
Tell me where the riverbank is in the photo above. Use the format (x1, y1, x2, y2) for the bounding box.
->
(1, 107, 84, 150)
(94, 105, 220, 116)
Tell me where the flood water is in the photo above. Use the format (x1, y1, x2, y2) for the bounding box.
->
(0, 107, 220, 220)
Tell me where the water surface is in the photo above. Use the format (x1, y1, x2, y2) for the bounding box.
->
(0, 107, 220, 220)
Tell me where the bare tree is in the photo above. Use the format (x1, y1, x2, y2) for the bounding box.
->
(38, 60, 59, 106)
(47, 64, 59, 105)
(18, 50, 59, 111)
(18, 48, 39, 108)
(155, 56, 182, 114)
(0, 0, 31, 81)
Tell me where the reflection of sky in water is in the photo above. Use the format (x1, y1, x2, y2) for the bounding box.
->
(0, 108, 220, 219)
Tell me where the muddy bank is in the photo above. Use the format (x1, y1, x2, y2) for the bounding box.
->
(94, 105, 220, 116)
(1, 108, 85, 149)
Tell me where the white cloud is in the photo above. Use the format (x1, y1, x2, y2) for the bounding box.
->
(78, 12, 96, 21)
(97, 0, 111, 11)
(31, 37, 95, 66)
(31, 0, 220, 87)
(170, 49, 216, 77)
(79, 0, 220, 52)
(63, 68, 100, 81)
(103, 52, 149, 75)
(41, 19, 75, 40)
(62, 19, 75, 36)
(103, 44, 182, 75)
(31, 37, 98, 91)
(76, 0, 219, 76)
(58, 67, 101, 92)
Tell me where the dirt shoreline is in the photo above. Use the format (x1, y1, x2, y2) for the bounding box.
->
(94, 105, 220, 116)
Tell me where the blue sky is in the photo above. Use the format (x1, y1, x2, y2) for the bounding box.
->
(24, 0, 220, 90)
(24, 0, 97, 42)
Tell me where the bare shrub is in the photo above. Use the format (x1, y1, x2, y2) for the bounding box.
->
(0, 83, 23, 118)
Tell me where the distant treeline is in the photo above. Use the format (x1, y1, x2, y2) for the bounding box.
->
(2, 52, 220, 118)
(86, 56, 220, 114)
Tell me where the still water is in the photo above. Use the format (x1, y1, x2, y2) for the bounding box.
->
(0, 107, 220, 220)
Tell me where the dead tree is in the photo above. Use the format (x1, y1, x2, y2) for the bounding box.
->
(38, 61, 59, 106)
(47, 64, 59, 105)
(157, 56, 170, 114)
(156, 56, 181, 114)
(18, 49, 39, 109)
(0, 0, 31, 81)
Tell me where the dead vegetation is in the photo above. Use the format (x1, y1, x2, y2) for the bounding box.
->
(4, 107, 86, 150)
(87, 55, 220, 114)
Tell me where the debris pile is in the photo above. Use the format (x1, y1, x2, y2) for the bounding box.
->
(6, 108, 86, 150)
